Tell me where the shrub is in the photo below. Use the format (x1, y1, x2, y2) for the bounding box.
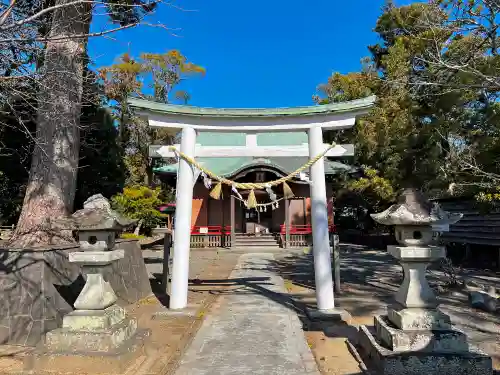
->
(111, 185, 170, 235)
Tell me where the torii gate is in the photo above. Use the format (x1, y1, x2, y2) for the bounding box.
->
(129, 96, 375, 313)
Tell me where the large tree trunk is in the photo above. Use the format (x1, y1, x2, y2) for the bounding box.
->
(9, 0, 92, 248)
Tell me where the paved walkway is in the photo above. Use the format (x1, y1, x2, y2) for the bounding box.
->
(174, 253, 320, 375)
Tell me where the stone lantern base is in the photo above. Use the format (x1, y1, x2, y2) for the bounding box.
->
(44, 304, 141, 353)
(359, 317, 492, 375)
(30, 250, 150, 374)
(358, 246, 493, 375)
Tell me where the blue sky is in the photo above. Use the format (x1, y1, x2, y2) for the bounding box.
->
(89, 0, 413, 108)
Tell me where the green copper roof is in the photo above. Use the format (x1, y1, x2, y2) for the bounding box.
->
(128, 96, 375, 118)
(153, 157, 354, 177)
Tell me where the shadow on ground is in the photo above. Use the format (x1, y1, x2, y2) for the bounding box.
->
(267, 245, 401, 317)
(268, 245, 500, 372)
(142, 245, 500, 373)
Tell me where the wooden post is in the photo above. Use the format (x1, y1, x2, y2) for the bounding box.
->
(303, 198, 307, 225)
(221, 199, 225, 247)
(206, 196, 210, 248)
(284, 198, 290, 248)
(230, 194, 235, 248)
(162, 232, 172, 294)
(465, 244, 471, 261)
(331, 233, 341, 294)
(498, 247, 500, 271)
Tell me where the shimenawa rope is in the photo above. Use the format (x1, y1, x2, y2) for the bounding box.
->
(168, 142, 336, 208)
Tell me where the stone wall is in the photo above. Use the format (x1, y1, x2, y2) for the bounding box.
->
(108, 239, 153, 305)
(0, 239, 152, 346)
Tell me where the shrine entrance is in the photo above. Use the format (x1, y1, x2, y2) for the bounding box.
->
(243, 205, 273, 235)
(129, 95, 375, 312)
(241, 191, 273, 235)
(232, 167, 288, 235)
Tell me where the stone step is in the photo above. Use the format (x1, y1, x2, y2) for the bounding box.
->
(235, 244, 280, 249)
(233, 233, 280, 248)
(235, 234, 277, 238)
(230, 246, 282, 252)
(234, 243, 280, 248)
(234, 239, 279, 245)
(234, 237, 278, 242)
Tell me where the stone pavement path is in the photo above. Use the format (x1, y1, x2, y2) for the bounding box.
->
(174, 253, 320, 375)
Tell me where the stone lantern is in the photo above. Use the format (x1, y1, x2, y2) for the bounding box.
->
(43, 195, 147, 360)
(72, 194, 136, 251)
(359, 189, 492, 375)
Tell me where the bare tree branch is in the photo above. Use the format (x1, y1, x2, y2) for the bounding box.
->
(0, 0, 17, 25)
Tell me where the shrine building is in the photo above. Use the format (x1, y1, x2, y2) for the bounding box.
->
(130, 97, 374, 248)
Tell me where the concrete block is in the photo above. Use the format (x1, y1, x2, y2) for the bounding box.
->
(305, 307, 350, 322)
(152, 305, 199, 318)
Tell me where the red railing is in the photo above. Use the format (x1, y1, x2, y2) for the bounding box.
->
(191, 225, 231, 235)
(190, 224, 335, 235)
(279, 224, 336, 234)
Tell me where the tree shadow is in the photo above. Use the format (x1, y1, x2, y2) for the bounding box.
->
(146, 249, 499, 373)
(144, 257, 163, 264)
(149, 275, 170, 307)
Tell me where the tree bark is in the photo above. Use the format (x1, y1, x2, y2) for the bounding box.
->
(9, 0, 92, 248)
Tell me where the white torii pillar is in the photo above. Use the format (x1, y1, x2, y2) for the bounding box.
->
(308, 125, 335, 311)
(169, 127, 196, 309)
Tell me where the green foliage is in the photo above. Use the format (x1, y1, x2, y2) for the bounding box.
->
(99, 50, 205, 185)
(315, 0, 500, 201)
(120, 233, 146, 239)
(111, 185, 171, 233)
(141, 50, 205, 104)
(333, 167, 396, 232)
(313, 58, 377, 104)
(98, 53, 143, 145)
(99, 53, 143, 104)
(125, 116, 174, 186)
(346, 167, 396, 211)
(476, 190, 500, 203)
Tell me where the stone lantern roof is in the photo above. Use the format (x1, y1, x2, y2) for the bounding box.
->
(71, 194, 137, 231)
(371, 188, 462, 227)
